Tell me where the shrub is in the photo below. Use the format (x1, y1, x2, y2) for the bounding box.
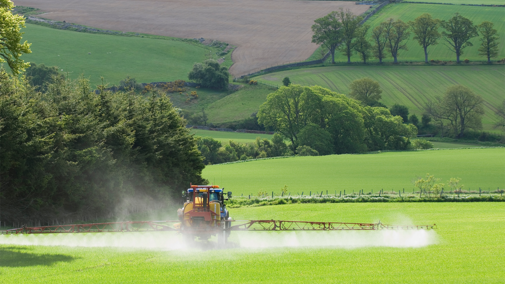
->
(464, 59, 470, 63)
(410, 139, 434, 149)
(188, 59, 229, 90)
(296, 145, 319, 156)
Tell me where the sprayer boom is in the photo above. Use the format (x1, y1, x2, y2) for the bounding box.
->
(2, 220, 436, 235)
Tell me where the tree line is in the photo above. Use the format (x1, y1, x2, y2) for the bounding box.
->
(0, 72, 206, 223)
(312, 9, 500, 64)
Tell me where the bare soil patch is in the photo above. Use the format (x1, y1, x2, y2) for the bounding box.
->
(15, 0, 368, 77)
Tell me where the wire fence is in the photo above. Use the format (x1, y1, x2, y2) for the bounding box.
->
(235, 187, 505, 200)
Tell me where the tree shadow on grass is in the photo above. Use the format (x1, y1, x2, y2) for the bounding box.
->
(0, 246, 77, 267)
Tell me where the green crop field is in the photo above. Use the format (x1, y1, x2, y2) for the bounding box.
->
(191, 129, 273, 144)
(203, 148, 504, 196)
(406, 0, 504, 4)
(20, 24, 232, 86)
(325, 3, 505, 63)
(1, 202, 504, 283)
(257, 65, 505, 129)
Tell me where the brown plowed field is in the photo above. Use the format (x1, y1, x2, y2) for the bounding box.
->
(14, 0, 368, 77)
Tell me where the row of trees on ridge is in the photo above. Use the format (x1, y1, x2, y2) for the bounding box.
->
(312, 10, 500, 64)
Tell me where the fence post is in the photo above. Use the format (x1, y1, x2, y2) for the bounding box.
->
(310, 191, 311, 196)
(403, 188, 405, 194)
(340, 191, 342, 197)
(479, 188, 481, 196)
(344, 190, 346, 195)
(249, 195, 250, 199)
(399, 190, 401, 197)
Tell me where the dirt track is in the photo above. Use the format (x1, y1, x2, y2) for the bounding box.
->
(14, 0, 368, 77)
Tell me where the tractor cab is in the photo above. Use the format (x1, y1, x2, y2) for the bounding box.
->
(178, 185, 232, 241)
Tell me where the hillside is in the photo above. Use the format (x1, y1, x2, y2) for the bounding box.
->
(257, 65, 504, 130)
(21, 24, 229, 86)
(324, 3, 505, 63)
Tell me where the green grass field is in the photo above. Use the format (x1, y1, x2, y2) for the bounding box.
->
(20, 24, 232, 86)
(190, 129, 486, 149)
(204, 84, 277, 123)
(257, 65, 505, 130)
(203, 148, 504, 196)
(165, 84, 275, 124)
(191, 129, 273, 144)
(430, 141, 481, 148)
(1, 202, 504, 283)
(324, 3, 505, 63)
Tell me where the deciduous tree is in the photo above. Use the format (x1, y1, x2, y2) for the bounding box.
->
(0, 0, 31, 74)
(348, 77, 382, 106)
(493, 100, 505, 132)
(409, 13, 440, 63)
(282, 77, 291, 86)
(477, 21, 499, 64)
(371, 23, 388, 63)
(312, 11, 343, 64)
(425, 85, 484, 138)
(354, 25, 372, 64)
(441, 13, 478, 63)
(390, 104, 409, 123)
(384, 18, 411, 64)
(337, 9, 363, 64)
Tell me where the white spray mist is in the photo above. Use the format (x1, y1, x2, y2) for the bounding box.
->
(0, 230, 438, 250)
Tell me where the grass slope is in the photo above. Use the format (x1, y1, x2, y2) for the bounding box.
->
(191, 129, 273, 144)
(203, 148, 505, 196)
(20, 24, 229, 86)
(165, 84, 275, 124)
(326, 3, 505, 63)
(1, 203, 504, 283)
(257, 65, 505, 129)
(204, 85, 277, 123)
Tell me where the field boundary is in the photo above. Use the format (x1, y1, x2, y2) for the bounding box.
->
(227, 194, 505, 208)
(15, 6, 234, 55)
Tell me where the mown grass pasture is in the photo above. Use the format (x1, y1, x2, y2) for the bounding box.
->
(203, 148, 504, 196)
(21, 24, 230, 86)
(1, 203, 504, 283)
(326, 3, 505, 63)
(257, 65, 505, 130)
(191, 129, 273, 144)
